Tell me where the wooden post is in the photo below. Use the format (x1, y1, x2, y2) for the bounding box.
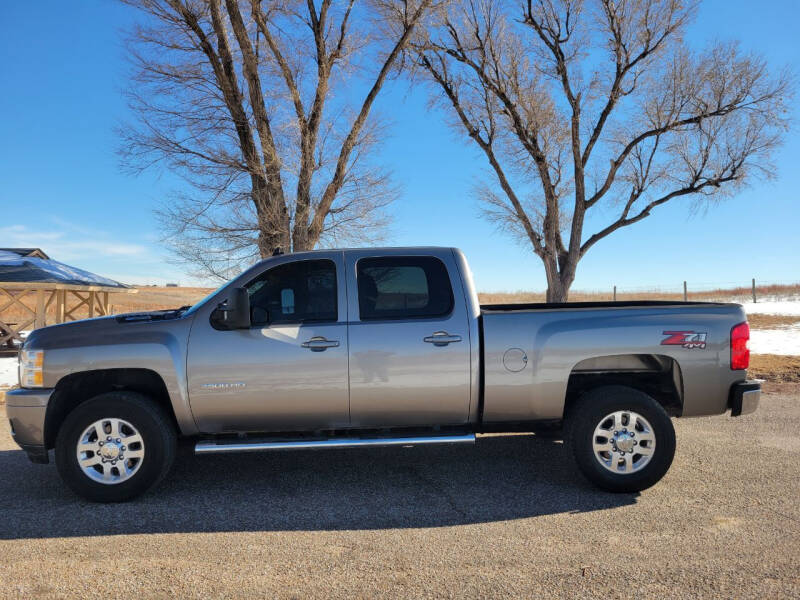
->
(683, 281, 687, 302)
(752, 278, 757, 303)
(88, 291, 95, 318)
(613, 286, 617, 302)
(56, 290, 66, 323)
(34, 289, 46, 329)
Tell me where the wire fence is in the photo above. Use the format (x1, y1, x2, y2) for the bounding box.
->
(609, 279, 800, 303)
(479, 279, 800, 304)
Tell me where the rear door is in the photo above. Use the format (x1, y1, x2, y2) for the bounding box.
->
(345, 250, 472, 427)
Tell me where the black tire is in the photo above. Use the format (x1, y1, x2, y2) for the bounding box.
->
(55, 392, 177, 502)
(566, 385, 676, 493)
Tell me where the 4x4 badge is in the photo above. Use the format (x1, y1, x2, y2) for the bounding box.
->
(661, 331, 707, 349)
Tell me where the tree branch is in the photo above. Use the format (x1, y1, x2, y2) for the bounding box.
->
(309, 0, 435, 242)
(581, 172, 739, 255)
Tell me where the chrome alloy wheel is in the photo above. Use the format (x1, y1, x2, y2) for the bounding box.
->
(75, 418, 145, 484)
(592, 410, 656, 475)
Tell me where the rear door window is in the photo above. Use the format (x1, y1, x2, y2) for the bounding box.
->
(357, 256, 454, 320)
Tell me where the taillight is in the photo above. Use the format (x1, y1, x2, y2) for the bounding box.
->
(731, 321, 750, 370)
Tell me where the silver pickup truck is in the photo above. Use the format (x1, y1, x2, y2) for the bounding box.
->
(7, 247, 760, 502)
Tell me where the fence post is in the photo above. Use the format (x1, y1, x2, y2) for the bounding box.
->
(613, 286, 617, 302)
(683, 281, 687, 302)
(752, 278, 757, 303)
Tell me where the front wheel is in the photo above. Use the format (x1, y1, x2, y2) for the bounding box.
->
(567, 385, 676, 493)
(55, 392, 177, 502)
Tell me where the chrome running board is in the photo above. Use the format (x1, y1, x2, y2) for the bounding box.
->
(195, 433, 476, 455)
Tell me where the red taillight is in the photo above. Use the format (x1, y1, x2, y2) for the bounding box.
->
(731, 321, 750, 370)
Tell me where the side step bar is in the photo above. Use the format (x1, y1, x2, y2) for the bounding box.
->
(195, 433, 476, 455)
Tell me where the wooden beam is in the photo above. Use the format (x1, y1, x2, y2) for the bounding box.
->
(0, 284, 135, 334)
(94, 291, 108, 317)
(56, 289, 66, 324)
(0, 288, 36, 316)
(44, 289, 57, 311)
(0, 316, 35, 346)
(0, 281, 137, 293)
(64, 291, 91, 321)
(34, 290, 46, 328)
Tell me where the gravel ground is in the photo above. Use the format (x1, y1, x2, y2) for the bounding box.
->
(0, 386, 798, 599)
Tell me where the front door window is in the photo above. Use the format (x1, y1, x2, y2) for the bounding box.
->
(246, 259, 337, 326)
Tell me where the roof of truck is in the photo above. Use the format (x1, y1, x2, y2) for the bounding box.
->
(266, 246, 457, 257)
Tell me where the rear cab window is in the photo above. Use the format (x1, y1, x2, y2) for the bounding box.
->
(356, 256, 454, 320)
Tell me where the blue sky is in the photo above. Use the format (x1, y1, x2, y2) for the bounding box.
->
(1, 0, 798, 292)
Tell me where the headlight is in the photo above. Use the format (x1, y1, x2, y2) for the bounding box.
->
(19, 349, 44, 388)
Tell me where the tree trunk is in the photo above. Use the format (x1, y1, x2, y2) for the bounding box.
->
(252, 181, 290, 258)
(257, 229, 284, 259)
(543, 257, 575, 302)
(541, 252, 570, 302)
(292, 193, 311, 252)
(545, 279, 570, 303)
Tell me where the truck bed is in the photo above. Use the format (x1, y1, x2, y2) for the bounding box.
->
(478, 300, 747, 423)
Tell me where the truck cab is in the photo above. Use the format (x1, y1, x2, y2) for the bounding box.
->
(186, 247, 477, 432)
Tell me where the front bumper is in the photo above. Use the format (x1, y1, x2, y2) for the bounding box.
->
(729, 380, 761, 417)
(6, 387, 53, 463)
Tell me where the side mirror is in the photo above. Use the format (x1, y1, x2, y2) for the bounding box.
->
(211, 287, 251, 330)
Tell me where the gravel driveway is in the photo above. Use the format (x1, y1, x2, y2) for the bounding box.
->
(0, 386, 798, 598)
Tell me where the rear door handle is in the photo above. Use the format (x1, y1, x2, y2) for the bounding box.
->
(423, 331, 462, 346)
(301, 337, 340, 351)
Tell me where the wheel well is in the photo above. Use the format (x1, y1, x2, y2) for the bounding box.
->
(565, 354, 684, 418)
(44, 369, 176, 449)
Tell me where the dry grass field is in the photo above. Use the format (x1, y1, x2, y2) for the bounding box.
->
(746, 313, 799, 329)
(0, 286, 215, 323)
(749, 354, 800, 383)
(107, 286, 214, 313)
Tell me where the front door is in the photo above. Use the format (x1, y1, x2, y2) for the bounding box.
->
(187, 254, 350, 433)
(346, 252, 472, 428)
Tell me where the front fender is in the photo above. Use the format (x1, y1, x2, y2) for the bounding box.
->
(32, 317, 198, 435)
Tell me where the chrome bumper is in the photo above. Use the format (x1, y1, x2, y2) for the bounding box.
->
(729, 380, 761, 417)
(6, 388, 53, 463)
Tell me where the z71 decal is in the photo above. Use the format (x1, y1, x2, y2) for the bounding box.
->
(661, 331, 708, 349)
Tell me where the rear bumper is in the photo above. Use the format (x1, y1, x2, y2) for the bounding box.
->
(729, 380, 761, 417)
(6, 388, 53, 464)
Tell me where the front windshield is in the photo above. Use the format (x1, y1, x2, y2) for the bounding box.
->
(183, 282, 228, 316)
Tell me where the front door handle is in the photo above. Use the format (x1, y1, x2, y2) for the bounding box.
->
(301, 336, 340, 352)
(423, 331, 462, 346)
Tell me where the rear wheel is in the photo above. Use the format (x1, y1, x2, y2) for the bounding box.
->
(567, 385, 676, 493)
(55, 392, 176, 502)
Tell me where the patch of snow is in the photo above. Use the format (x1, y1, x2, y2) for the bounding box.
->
(750, 324, 800, 356)
(742, 301, 800, 316)
(0, 356, 18, 389)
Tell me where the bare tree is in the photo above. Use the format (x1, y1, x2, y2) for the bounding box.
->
(120, 0, 434, 279)
(412, 0, 792, 301)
